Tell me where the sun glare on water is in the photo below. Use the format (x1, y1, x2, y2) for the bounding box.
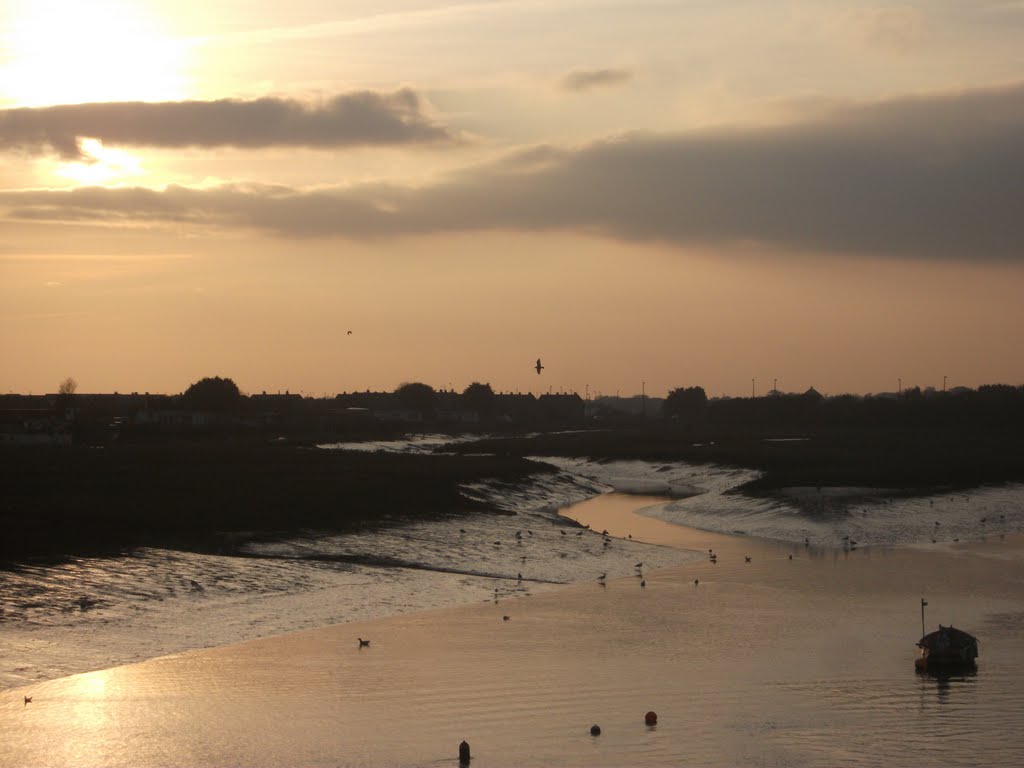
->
(1, 0, 189, 108)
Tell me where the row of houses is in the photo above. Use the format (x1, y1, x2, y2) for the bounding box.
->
(0, 390, 586, 444)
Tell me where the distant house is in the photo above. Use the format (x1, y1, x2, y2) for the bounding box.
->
(494, 393, 539, 426)
(538, 393, 585, 427)
(435, 390, 476, 424)
(802, 387, 824, 402)
(0, 408, 71, 446)
(335, 391, 423, 423)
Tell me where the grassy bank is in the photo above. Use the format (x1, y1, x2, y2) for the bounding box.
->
(0, 442, 550, 561)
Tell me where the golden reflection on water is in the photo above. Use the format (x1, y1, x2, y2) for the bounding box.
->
(4, 496, 1024, 767)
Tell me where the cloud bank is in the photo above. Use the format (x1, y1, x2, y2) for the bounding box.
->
(0, 89, 458, 158)
(560, 68, 634, 92)
(4, 82, 1023, 261)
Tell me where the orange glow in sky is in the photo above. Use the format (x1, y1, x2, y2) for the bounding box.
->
(1, 2, 1022, 396)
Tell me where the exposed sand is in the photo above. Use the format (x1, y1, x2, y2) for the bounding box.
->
(4, 494, 1023, 767)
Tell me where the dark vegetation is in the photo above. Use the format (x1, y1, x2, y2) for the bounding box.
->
(0, 444, 549, 561)
(3, 377, 1023, 562)
(450, 425, 1024, 492)
(182, 375, 242, 412)
(453, 384, 1024, 492)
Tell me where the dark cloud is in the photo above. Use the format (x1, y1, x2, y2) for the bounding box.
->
(4, 82, 1023, 261)
(560, 68, 634, 92)
(0, 89, 459, 158)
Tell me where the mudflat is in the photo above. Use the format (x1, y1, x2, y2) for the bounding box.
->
(4, 492, 1023, 767)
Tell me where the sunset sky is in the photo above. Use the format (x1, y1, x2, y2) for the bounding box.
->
(2, 0, 1023, 398)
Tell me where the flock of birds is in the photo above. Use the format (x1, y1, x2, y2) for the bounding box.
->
(351, 526, 785, 648)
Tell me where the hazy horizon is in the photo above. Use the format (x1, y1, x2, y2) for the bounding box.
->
(3, 1, 1023, 398)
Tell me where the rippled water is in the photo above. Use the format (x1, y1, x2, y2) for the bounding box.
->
(4, 490, 1023, 768)
(3, 442, 1023, 710)
(1, 457, 688, 690)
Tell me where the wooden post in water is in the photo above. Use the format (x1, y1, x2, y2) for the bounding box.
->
(921, 597, 928, 637)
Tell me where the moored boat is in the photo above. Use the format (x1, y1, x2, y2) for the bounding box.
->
(915, 624, 979, 670)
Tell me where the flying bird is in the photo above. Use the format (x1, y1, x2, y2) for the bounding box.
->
(535, 358, 544, 375)
(358, 638, 370, 648)
(24, 696, 32, 706)
(347, 330, 352, 335)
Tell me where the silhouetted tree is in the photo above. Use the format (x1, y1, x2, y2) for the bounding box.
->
(55, 376, 78, 420)
(395, 382, 436, 419)
(183, 376, 242, 411)
(462, 382, 495, 420)
(663, 386, 708, 421)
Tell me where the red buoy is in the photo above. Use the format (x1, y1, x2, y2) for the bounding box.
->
(645, 711, 658, 725)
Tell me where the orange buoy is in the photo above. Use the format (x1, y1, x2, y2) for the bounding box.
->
(645, 711, 658, 725)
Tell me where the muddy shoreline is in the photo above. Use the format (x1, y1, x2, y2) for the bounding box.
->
(0, 442, 551, 562)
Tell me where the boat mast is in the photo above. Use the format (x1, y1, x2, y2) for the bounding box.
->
(920, 597, 928, 637)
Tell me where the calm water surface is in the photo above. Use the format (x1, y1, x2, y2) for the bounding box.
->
(4, 491, 1024, 767)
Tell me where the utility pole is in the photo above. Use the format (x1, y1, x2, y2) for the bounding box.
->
(898, 377, 902, 395)
(751, 378, 755, 398)
(943, 375, 947, 392)
(921, 597, 928, 637)
(773, 378, 777, 395)
(641, 381, 646, 419)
